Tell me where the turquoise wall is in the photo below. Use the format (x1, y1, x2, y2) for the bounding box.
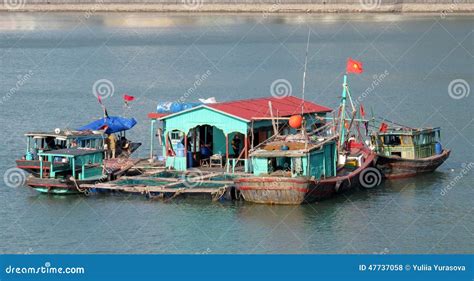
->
(213, 127, 226, 155)
(251, 158, 268, 175)
(163, 106, 248, 136)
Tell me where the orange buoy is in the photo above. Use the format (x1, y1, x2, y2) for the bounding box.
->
(289, 115, 303, 129)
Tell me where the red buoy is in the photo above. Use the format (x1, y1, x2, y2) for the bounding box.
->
(289, 115, 303, 129)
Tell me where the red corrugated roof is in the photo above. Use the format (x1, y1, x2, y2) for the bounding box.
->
(207, 96, 331, 121)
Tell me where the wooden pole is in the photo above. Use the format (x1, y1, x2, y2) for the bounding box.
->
(244, 135, 248, 159)
(250, 121, 254, 149)
(193, 128, 197, 153)
(268, 101, 278, 136)
(184, 133, 188, 167)
(225, 134, 229, 160)
(149, 119, 155, 160)
(165, 132, 169, 156)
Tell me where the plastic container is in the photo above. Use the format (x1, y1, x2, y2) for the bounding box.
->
(187, 151, 193, 168)
(435, 142, 442, 155)
(157, 102, 201, 113)
(176, 143, 185, 157)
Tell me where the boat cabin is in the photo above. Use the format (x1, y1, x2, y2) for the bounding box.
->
(249, 136, 337, 179)
(371, 127, 442, 159)
(148, 96, 332, 173)
(23, 130, 105, 161)
(38, 148, 105, 181)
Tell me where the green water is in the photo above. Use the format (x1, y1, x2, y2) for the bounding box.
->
(0, 13, 472, 254)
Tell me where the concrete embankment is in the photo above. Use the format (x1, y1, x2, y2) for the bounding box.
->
(0, 1, 473, 13)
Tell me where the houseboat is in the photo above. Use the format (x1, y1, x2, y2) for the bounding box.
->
(147, 96, 332, 173)
(371, 126, 451, 179)
(26, 148, 108, 194)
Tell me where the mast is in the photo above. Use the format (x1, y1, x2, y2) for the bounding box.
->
(338, 75, 348, 150)
(301, 28, 310, 115)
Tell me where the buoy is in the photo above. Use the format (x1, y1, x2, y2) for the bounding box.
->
(289, 115, 303, 129)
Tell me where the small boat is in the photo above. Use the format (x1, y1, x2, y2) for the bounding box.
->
(16, 130, 106, 177)
(25, 148, 109, 194)
(16, 116, 141, 177)
(370, 126, 450, 179)
(234, 134, 377, 204)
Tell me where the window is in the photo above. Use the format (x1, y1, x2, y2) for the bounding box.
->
(401, 136, 412, 145)
(383, 135, 401, 146)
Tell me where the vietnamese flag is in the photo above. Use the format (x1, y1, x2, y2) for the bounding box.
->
(123, 94, 135, 102)
(360, 104, 366, 118)
(346, 58, 363, 74)
(379, 122, 388, 133)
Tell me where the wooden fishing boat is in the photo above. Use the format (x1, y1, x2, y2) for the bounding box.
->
(25, 148, 109, 194)
(235, 135, 377, 204)
(371, 127, 450, 179)
(16, 127, 140, 177)
(16, 130, 105, 177)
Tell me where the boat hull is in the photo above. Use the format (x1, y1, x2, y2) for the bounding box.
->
(376, 149, 451, 179)
(236, 148, 377, 205)
(16, 160, 54, 177)
(26, 176, 106, 195)
(236, 177, 311, 204)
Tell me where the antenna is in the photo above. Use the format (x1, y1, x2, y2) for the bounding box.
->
(301, 28, 311, 114)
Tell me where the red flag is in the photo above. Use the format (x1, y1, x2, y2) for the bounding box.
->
(360, 104, 366, 118)
(379, 122, 388, 133)
(123, 94, 135, 102)
(97, 95, 103, 105)
(346, 58, 363, 74)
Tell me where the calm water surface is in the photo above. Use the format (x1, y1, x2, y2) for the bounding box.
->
(0, 13, 473, 254)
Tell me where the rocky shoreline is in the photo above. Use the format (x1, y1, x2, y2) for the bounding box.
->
(0, 3, 473, 13)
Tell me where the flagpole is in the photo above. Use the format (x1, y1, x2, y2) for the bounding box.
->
(338, 74, 348, 151)
(301, 28, 310, 115)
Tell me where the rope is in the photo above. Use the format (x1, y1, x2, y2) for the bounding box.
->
(164, 188, 185, 202)
(70, 176, 88, 195)
(212, 186, 227, 202)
